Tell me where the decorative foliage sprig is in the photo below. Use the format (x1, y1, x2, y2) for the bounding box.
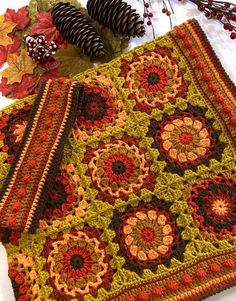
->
(138, 0, 175, 38)
(186, 0, 236, 39)
(135, 1, 155, 38)
(138, 0, 236, 40)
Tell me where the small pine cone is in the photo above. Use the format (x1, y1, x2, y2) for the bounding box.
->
(87, 0, 145, 37)
(51, 2, 105, 57)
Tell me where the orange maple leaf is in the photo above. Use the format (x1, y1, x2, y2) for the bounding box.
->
(1, 49, 37, 84)
(0, 15, 16, 47)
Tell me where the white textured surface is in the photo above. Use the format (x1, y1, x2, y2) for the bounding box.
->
(0, 0, 236, 300)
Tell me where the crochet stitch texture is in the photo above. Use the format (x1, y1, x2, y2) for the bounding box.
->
(0, 19, 235, 301)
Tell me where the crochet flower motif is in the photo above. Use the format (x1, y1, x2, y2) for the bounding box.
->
(84, 136, 156, 203)
(72, 75, 127, 141)
(44, 228, 112, 299)
(158, 114, 213, 165)
(118, 206, 178, 265)
(0, 103, 31, 164)
(188, 176, 236, 238)
(120, 47, 188, 112)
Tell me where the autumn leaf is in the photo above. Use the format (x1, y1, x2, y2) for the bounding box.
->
(40, 60, 61, 81)
(1, 49, 37, 84)
(0, 36, 20, 67)
(28, 0, 82, 14)
(0, 75, 37, 99)
(4, 6, 30, 30)
(54, 44, 94, 77)
(100, 27, 129, 59)
(0, 15, 16, 47)
(31, 12, 67, 48)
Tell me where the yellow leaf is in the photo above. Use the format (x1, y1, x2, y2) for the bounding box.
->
(2, 49, 37, 84)
(0, 15, 16, 47)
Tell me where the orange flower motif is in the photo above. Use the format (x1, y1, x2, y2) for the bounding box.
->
(120, 48, 189, 113)
(88, 140, 149, 198)
(44, 229, 112, 299)
(118, 206, 179, 266)
(160, 115, 212, 165)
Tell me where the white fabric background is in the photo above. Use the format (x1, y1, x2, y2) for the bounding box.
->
(0, 0, 235, 300)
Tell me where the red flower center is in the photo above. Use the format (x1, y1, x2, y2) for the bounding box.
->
(88, 100, 100, 114)
(49, 188, 59, 202)
(60, 247, 92, 278)
(141, 227, 156, 243)
(179, 132, 193, 145)
(103, 153, 135, 184)
(138, 65, 168, 93)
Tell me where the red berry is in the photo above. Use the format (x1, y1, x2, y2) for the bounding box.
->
(224, 2, 230, 8)
(147, 20, 152, 26)
(162, 8, 167, 13)
(208, 0, 213, 3)
(224, 23, 230, 30)
(211, 11, 217, 17)
(166, 11, 171, 16)
(149, 12, 153, 17)
(143, 13, 148, 18)
(231, 15, 236, 21)
(230, 32, 236, 39)
(144, 2, 149, 8)
(217, 12, 224, 19)
(205, 12, 211, 18)
(198, 4, 205, 11)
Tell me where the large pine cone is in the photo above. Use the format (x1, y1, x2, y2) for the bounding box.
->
(87, 0, 145, 37)
(51, 2, 105, 57)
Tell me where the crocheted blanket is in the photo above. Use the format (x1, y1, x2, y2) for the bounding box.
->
(0, 19, 235, 301)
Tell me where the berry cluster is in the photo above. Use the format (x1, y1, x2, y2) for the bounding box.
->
(162, 7, 171, 17)
(143, 2, 153, 26)
(180, 0, 236, 39)
(23, 34, 58, 63)
(161, 0, 174, 29)
(141, 1, 155, 38)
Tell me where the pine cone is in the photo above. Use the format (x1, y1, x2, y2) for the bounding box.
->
(51, 2, 105, 57)
(87, 0, 145, 37)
